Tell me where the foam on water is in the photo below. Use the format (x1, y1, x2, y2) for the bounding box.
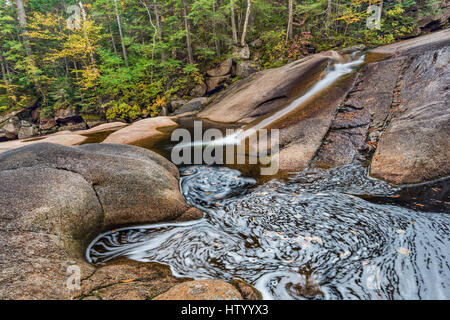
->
(87, 164, 450, 300)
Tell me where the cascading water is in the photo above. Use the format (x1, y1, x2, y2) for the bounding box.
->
(177, 53, 365, 149)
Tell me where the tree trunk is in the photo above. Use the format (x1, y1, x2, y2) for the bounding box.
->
(212, 0, 220, 57)
(286, 0, 294, 44)
(113, 0, 128, 67)
(182, 0, 194, 64)
(153, 0, 166, 61)
(0, 54, 8, 87)
(79, 2, 97, 68)
(240, 0, 251, 47)
(327, 0, 332, 19)
(230, 0, 238, 45)
(140, 0, 158, 78)
(106, 16, 119, 56)
(14, 0, 33, 58)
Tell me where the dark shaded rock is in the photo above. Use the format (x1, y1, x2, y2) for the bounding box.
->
(230, 279, 262, 300)
(313, 57, 406, 168)
(58, 121, 87, 132)
(206, 75, 231, 92)
(55, 107, 80, 123)
(314, 127, 368, 168)
(190, 82, 207, 97)
(172, 97, 209, 115)
(170, 99, 189, 112)
(417, 1, 450, 33)
(31, 108, 41, 123)
(207, 58, 233, 77)
(234, 61, 259, 78)
(39, 117, 57, 130)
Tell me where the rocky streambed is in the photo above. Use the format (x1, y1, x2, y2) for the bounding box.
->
(0, 30, 449, 300)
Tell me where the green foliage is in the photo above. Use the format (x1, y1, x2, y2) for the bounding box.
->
(0, 0, 439, 121)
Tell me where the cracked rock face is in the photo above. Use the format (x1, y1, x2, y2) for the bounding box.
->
(0, 143, 202, 299)
(370, 46, 450, 184)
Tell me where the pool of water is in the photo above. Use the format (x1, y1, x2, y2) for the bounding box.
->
(87, 163, 450, 300)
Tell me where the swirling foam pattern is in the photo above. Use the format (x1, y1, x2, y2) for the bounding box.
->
(87, 164, 450, 300)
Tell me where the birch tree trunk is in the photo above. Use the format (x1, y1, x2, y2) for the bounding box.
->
(113, 0, 128, 67)
(153, 0, 166, 61)
(240, 0, 251, 47)
(140, 0, 158, 78)
(182, 0, 194, 64)
(0, 53, 8, 87)
(230, 0, 238, 45)
(212, 0, 220, 57)
(327, 0, 332, 19)
(79, 2, 97, 68)
(286, 0, 294, 44)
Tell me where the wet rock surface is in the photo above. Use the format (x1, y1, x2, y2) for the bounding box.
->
(199, 53, 331, 123)
(314, 30, 450, 184)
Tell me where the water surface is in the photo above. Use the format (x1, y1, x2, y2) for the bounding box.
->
(87, 164, 450, 300)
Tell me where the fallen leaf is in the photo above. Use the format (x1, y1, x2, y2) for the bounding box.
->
(362, 260, 370, 266)
(415, 203, 424, 207)
(397, 247, 409, 255)
(396, 229, 406, 234)
(121, 279, 136, 283)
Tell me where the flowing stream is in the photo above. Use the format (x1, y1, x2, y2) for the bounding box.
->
(86, 53, 449, 300)
(87, 164, 449, 300)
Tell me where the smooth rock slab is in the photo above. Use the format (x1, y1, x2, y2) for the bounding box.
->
(199, 52, 332, 123)
(102, 117, 178, 148)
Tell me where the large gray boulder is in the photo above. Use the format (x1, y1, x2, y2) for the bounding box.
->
(0, 142, 202, 299)
(0, 143, 198, 228)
